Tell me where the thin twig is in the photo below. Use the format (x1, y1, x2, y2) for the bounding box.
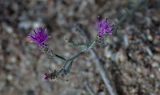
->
(90, 49, 118, 95)
(84, 81, 96, 95)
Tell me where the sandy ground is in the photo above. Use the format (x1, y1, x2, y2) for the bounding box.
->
(0, 0, 160, 95)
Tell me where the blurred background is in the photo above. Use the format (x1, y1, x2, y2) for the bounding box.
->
(0, 0, 160, 95)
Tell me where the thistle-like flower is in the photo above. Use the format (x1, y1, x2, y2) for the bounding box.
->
(44, 73, 50, 80)
(28, 27, 48, 47)
(43, 71, 58, 80)
(97, 17, 113, 38)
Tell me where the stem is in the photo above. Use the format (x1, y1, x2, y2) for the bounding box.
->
(69, 40, 96, 61)
(55, 54, 66, 61)
(58, 40, 96, 75)
(87, 40, 96, 50)
(69, 51, 84, 61)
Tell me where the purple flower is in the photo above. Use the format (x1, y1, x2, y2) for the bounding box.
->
(97, 17, 113, 38)
(28, 27, 48, 47)
(43, 71, 57, 80)
(43, 73, 50, 80)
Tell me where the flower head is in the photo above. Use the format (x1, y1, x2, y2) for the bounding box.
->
(97, 17, 113, 38)
(43, 71, 57, 80)
(28, 27, 48, 47)
(43, 73, 50, 80)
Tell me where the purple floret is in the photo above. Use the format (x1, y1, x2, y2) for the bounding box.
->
(44, 73, 50, 80)
(29, 27, 48, 46)
(97, 18, 113, 38)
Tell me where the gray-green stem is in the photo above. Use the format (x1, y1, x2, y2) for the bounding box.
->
(58, 39, 96, 76)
